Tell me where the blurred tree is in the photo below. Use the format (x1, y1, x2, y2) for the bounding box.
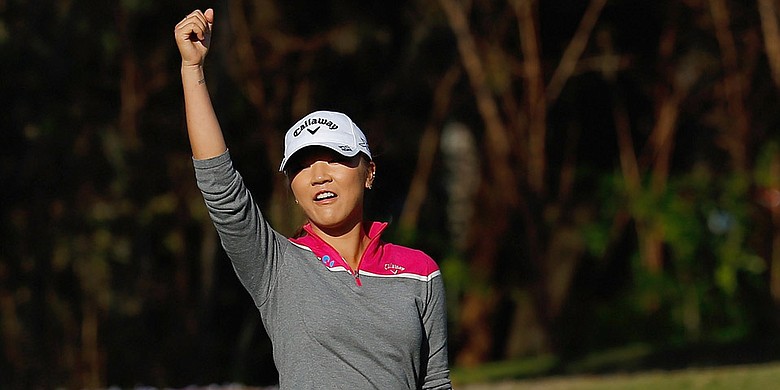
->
(429, 0, 780, 365)
(433, 0, 612, 364)
(0, 0, 247, 387)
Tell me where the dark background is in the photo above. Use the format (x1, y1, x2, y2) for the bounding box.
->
(3, 0, 780, 388)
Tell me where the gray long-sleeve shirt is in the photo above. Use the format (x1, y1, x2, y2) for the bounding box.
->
(194, 151, 452, 389)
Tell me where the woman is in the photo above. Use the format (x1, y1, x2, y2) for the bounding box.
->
(175, 9, 452, 389)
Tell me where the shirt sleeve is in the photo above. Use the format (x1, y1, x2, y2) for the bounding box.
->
(421, 272, 452, 390)
(193, 150, 287, 308)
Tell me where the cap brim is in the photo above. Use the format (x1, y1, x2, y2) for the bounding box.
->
(279, 143, 362, 172)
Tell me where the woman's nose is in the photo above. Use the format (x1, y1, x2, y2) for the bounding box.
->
(309, 161, 332, 185)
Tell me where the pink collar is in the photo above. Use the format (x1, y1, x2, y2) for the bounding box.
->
(289, 221, 388, 272)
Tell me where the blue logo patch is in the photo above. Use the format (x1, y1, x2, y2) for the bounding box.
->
(321, 255, 335, 268)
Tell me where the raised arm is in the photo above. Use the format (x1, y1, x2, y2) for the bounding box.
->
(174, 8, 227, 159)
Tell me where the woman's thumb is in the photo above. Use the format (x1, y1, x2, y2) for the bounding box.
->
(205, 8, 215, 24)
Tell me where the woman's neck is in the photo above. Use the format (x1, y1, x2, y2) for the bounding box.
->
(310, 221, 370, 270)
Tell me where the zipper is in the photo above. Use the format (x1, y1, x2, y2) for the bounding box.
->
(344, 258, 362, 286)
(293, 223, 386, 287)
(297, 223, 378, 287)
(354, 269, 362, 287)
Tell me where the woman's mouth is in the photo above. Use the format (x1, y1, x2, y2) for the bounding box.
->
(314, 191, 337, 201)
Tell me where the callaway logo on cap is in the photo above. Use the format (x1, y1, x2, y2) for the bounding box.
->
(280, 110, 372, 172)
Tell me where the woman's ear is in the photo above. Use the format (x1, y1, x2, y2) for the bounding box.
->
(365, 161, 377, 189)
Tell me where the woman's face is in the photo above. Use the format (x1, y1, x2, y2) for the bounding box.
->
(288, 147, 375, 235)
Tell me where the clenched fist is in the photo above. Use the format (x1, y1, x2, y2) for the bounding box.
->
(174, 8, 214, 68)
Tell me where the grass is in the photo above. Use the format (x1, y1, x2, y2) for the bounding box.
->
(452, 340, 780, 389)
(455, 361, 780, 389)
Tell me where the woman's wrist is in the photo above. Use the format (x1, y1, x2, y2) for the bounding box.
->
(181, 63, 204, 74)
(181, 64, 206, 85)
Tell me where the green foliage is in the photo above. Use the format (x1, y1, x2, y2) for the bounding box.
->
(440, 254, 473, 324)
(754, 141, 780, 188)
(579, 164, 767, 348)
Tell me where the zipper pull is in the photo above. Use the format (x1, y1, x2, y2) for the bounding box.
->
(354, 270, 362, 287)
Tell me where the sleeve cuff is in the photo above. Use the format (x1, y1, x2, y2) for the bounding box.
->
(192, 149, 231, 170)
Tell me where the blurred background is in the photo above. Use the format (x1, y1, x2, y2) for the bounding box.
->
(3, 0, 780, 388)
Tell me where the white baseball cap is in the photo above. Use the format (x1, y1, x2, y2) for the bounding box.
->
(279, 110, 372, 172)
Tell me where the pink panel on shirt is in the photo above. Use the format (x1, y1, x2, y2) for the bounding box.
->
(289, 221, 439, 278)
